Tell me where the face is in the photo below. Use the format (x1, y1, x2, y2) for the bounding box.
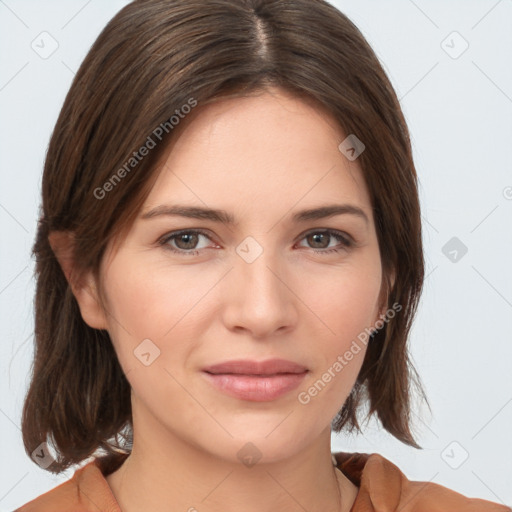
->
(87, 87, 387, 463)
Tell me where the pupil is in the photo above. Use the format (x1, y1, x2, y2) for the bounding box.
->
(178, 233, 197, 249)
(310, 233, 327, 248)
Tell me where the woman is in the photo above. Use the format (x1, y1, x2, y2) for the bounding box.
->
(15, 0, 510, 510)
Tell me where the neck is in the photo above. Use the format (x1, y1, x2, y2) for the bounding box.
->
(105, 410, 358, 512)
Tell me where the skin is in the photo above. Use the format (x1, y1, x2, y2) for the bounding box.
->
(51, 86, 392, 512)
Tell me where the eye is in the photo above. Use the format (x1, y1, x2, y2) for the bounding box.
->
(296, 229, 353, 254)
(158, 229, 215, 256)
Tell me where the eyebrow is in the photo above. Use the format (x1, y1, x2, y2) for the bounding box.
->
(140, 203, 369, 225)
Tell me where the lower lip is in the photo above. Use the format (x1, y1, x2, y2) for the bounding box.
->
(202, 371, 308, 401)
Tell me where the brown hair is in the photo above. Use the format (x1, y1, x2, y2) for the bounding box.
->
(22, 0, 427, 474)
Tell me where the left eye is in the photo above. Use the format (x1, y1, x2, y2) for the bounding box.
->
(297, 229, 352, 253)
(158, 229, 352, 256)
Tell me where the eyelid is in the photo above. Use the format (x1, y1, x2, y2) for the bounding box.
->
(158, 228, 217, 248)
(296, 227, 354, 245)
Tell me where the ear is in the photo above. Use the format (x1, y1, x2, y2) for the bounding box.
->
(48, 230, 109, 331)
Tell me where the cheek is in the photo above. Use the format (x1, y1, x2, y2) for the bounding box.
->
(303, 256, 382, 345)
(102, 254, 209, 333)
(294, 259, 381, 416)
(99, 254, 221, 374)
(98, 259, 213, 415)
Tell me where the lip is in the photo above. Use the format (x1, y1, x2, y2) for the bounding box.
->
(202, 358, 309, 402)
(203, 358, 308, 375)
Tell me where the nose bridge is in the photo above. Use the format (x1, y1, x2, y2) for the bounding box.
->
(223, 233, 297, 335)
(235, 233, 284, 298)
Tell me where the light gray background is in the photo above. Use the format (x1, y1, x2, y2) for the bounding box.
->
(1, 0, 511, 510)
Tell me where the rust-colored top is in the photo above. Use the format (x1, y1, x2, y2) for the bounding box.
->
(15, 451, 511, 511)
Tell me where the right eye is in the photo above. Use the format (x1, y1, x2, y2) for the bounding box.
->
(158, 229, 216, 256)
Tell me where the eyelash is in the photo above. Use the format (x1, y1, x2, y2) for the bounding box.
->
(157, 228, 353, 257)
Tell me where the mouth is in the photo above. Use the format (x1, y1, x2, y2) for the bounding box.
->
(201, 358, 309, 401)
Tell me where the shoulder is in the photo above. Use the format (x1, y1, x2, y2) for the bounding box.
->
(14, 459, 120, 512)
(333, 451, 511, 512)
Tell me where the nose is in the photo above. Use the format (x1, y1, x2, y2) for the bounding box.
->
(220, 242, 299, 339)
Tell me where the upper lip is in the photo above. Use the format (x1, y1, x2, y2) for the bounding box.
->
(203, 358, 308, 375)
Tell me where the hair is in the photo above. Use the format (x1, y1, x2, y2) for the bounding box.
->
(22, 0, 427, 474)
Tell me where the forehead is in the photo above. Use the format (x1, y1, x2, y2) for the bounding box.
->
(142, 88, 373, 225)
